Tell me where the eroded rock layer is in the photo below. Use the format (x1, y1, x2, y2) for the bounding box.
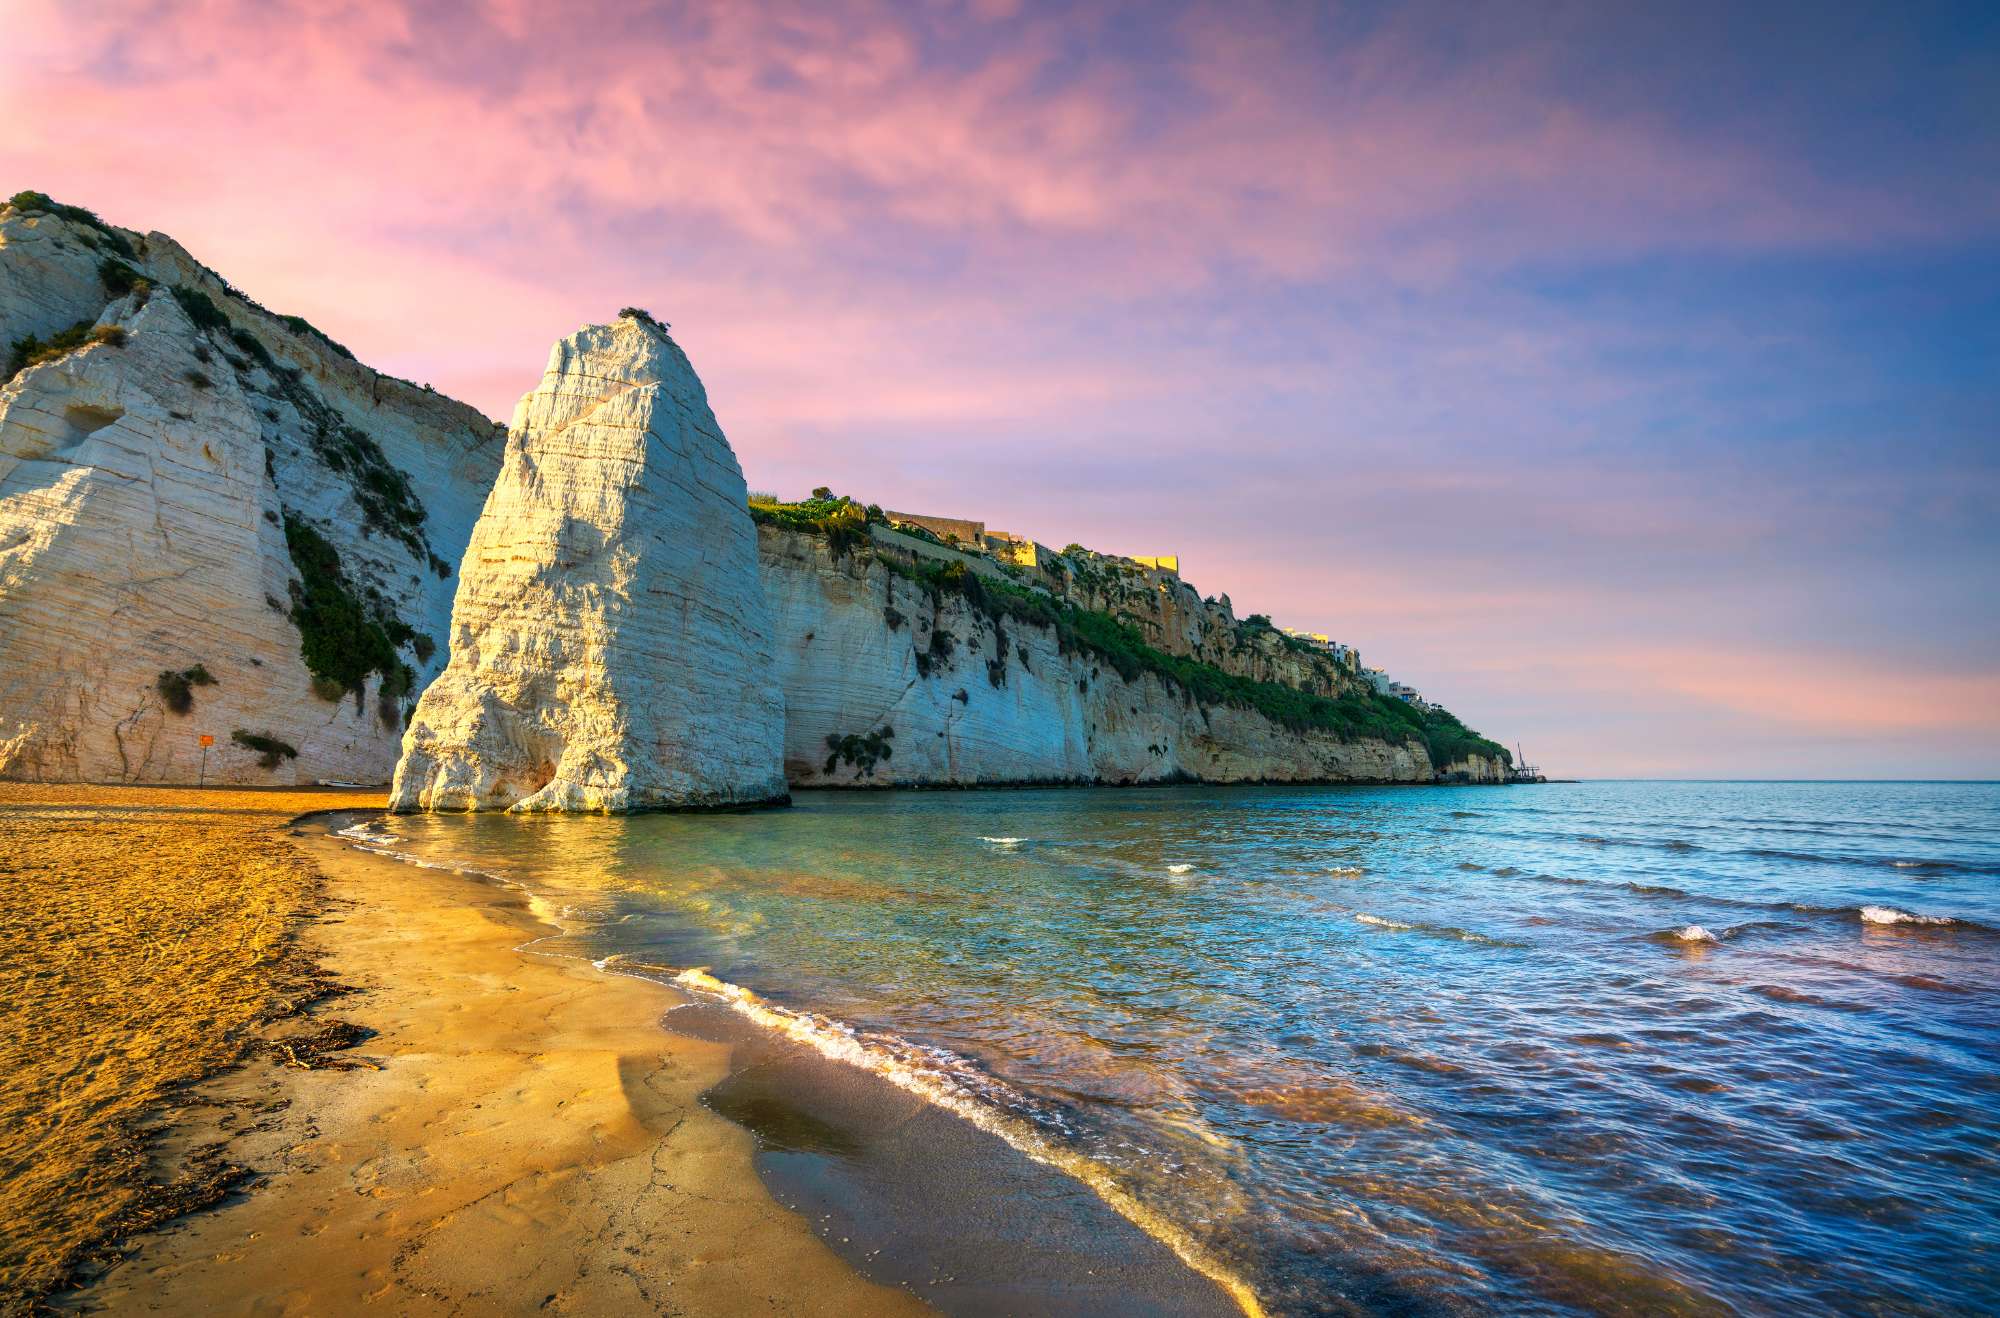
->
(390, 315, 787, 813)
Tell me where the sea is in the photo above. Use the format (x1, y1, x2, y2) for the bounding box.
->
(344, 781, 2000, 1315)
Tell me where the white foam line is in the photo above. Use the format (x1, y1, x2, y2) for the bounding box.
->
(1859, 905, 1954, 927)
(671, 968, 1267, 1318)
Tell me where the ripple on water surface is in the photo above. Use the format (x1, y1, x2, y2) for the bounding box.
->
(365, 781, 2000, 1315)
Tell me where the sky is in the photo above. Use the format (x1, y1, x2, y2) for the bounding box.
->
(3, 0, 1995, 778)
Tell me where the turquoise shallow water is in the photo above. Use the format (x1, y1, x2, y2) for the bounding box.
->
(359, 782, 2000, 1315)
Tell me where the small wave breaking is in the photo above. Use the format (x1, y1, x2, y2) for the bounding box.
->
(1353, 913, 1516, 945)
(1858, 905, 1956, 927)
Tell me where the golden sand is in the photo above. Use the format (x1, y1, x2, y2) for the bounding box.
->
(0, 784, 383, 1307)
(7, 790, 924, 1315)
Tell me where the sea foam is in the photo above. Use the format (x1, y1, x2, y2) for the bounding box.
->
(1859, 905, 1954, 927)
(670, 967, 1267, 1316)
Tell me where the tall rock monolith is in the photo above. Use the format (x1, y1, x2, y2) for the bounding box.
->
(390, 312, 787, 812)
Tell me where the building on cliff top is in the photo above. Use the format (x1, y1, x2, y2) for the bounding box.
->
(1283, 629, 1362, 674)
(885, 509, 1177, 578)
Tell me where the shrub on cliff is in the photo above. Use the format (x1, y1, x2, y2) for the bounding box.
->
(5, 321, 128, 382)
(824, 726, 895, 777)
(7, 191, 137, 259)
(1416, 706, 1511, 770)
(747, 490, 871, 557)
(155, 664, 217, 715)
(169, 285, 231, 333)
(277, 314, 356, 361)
(231, 730, 298, 769)
(283, 514, 409, 702)
(98, 258, 145, 298)
(881, 549, 1495, 750)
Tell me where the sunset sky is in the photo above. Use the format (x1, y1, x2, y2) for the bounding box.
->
(4, 0, 1995, 777)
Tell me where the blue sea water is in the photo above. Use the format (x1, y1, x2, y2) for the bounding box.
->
(358, 781, 2000, 1315)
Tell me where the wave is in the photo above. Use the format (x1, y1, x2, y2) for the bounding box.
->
(670, 968, 1267, 1317)
(1625, 880, 1692, 899)
(334, 820, 398, 847)
(1858, 905, 1958, 928)
(978, 835, 1027, 848)
(1462, 822, 1996, 875)
(1749, 848, 2000, 877)
(1167, 863, 1196, 875)
(1326, 866, 1366, 878)
(1484, 866, 1995, 933)
(1353, 913, 1518, 946)
(1646, 919, 1802, 946)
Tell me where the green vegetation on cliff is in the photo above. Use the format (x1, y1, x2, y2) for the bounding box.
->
(6, 190, 137, 260)
(155, 664, 216, 716)
(747, 489, 886, 557)
(881, 553, 1506, 762)
(230, 729, 298, 769)
(282, 514, 418, 706)
(4, 321, 126, 383)
(752, 493, 1511, 770)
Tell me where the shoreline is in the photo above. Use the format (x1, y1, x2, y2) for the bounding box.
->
(59, 810, 929, 1315)
(34, 794, 1245, 1315)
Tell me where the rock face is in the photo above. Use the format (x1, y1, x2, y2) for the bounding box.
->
(390, 315, 787, 813)
(760, 528, 1433, 786)
(0, 199, 500, 784)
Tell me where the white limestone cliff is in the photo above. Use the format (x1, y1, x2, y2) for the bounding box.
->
(0, 198, 500, 784)
(390, 314, 788, 813)
(760, 528, 1433, 787)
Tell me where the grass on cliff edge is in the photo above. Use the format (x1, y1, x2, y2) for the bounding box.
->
(6, 190, 137, 261)
(747, 489, 887, 557)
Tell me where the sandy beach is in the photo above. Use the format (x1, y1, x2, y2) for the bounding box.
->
(0, 784, 382, 1308)
(8, 793, 919, 1315)
(7, 789, 1239, 1316)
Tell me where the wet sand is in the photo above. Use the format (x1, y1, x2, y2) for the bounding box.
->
(14, 792, 1240, 1315)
